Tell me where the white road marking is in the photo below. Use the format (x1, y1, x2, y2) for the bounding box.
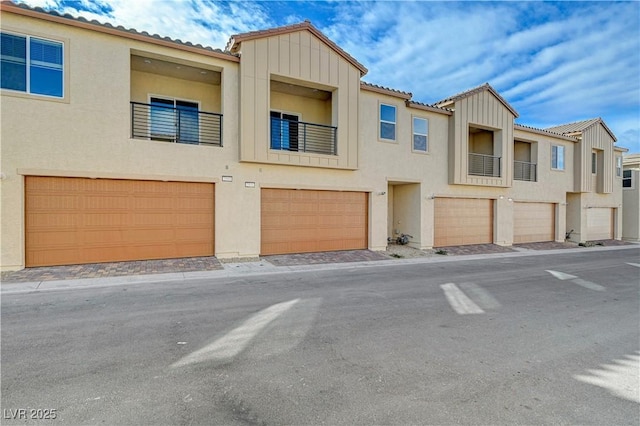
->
(626, 263, 640, 268)
(546, 270, 578, 280)
(574, 351, 640, 403)
(440, 283, 485, 315)
(458, 282, 501, 310)
(172, 298, 300, 367)
(570, 278, 605, 291)
(546, 270, 605, 291)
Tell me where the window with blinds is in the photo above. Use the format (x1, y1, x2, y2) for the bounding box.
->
(1, 32, 63, 98)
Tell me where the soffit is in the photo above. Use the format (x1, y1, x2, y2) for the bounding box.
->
(131, 55, 221, 84)
(271, 80, 331, 101)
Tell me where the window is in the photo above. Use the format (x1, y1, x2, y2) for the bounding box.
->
(551, 145, 565, 170)
(270, 111, 299, 151)
(1, 32, 63, 97)
(412, 117, 428, 152)
(150, 97, 199, 144)
(616, 156, 622, 177)
(623, 170, 633, 188)
(379, 104, 396, 141)
(591, 152, 597, 174)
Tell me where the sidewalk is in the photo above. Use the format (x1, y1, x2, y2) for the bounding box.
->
(1, 240, 636, 294)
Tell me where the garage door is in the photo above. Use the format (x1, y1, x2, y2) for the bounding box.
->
(514, 202, 555, 243)
(25, 176, 214, 267)
(587, 208, 613, 240)
(434, 198, 493, 246)
(261, 189, 367, 255)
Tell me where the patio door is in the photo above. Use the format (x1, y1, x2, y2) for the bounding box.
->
(150, 97, 199, 144)
(270, 111, 299, 151)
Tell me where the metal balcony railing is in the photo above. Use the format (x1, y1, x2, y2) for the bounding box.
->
(468, 153, 501, 177)
(131, 102, 222, 146)
(270, 117, 337, 155)
(514, 160, 537, 182)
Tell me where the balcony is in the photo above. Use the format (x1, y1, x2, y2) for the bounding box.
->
(469, 153, 501, 177)
(131, 101, 222, 146)
(270, 116, 337, 156)
(514, 160, 537, 182)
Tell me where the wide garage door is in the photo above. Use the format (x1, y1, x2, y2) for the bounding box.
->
(587, 208, 613, 240)
(434, 198, 493, 246)
(25, 176, 214, 267)
(261, 188, 367, 255)
(514, 202, 555, 243)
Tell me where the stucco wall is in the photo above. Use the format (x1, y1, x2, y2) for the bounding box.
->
(0, 8, 626, 270)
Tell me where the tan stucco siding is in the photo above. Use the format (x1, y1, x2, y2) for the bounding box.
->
(270, 91, 331, 125)
(130, 70, 222, 113)
(0, 12, 241, 269)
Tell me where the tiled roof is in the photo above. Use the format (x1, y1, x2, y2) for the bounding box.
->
(226, 20, 368, 76)
(546, 117, 617, 142)
(1, 1, 235, 60)
(514, 123, 578, 142)
(360, 82, 412, 100)
(405, 100, 453, 115)
(434, 83, 519, 118)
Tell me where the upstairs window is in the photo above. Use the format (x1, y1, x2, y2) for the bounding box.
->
(412, 117, 428, 152)
(591, 152, 597, 174)
(551, 145, 565, 170)
(623, 170, 632, 188)
(616, 156, 622, 177)
(379, 104, 396, 141)
(1, 32, 63, 98)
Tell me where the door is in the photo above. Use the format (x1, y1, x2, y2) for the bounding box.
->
(270, 111, 299, 151)
(513, 202, 555, 243)
(150, 97, 199, 144)
(25, 176, 214, 267)
(587, 208, 613, 240)
(434, 198, 493, 246)
(261, 189, 367, 255)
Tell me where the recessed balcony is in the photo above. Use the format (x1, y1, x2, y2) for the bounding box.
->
(514, 160, 537, 181)
(270, 115, 337, 155)
(131, 101, 222, 146)
(469, 152, 501, 177)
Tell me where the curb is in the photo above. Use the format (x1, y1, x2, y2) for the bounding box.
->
(1, 244, 638, 295)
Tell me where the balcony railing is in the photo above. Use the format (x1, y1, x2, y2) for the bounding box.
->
(514, 160, 537, 182)
(270, 117, 337, 155)
(131, 102, 222, 146)
(469, 153, 501, 177)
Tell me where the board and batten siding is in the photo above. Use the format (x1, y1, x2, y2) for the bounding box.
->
(575, 124, 615, 194)
(449, 90, 514, 187)
(238, 31, 360, 169)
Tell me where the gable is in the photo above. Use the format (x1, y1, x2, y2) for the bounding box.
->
(227, 21, 367, 76)
(436, 83, 519, 118)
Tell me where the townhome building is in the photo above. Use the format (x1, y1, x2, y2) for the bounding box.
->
(0, 1, 626, 271)
(622, 154, 640, 242)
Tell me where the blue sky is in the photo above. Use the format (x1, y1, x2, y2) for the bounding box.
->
(24, 0, 640, 152)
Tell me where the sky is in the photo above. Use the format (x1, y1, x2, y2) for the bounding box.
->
(21, 0, 640, 153)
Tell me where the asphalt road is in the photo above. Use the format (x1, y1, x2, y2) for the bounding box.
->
(2, 248, 639, 425)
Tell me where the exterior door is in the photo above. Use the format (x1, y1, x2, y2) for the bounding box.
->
(514, 202, 555, 243)
(261, 188, 367, 255)
(587, 208, 613, 240)
(434, 198, 493, 246)
(270, 111, 299, 151)
(25, 176, 214, 267)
